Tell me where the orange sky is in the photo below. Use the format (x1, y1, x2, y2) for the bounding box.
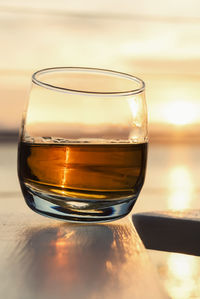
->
(0, 1, 200, 132)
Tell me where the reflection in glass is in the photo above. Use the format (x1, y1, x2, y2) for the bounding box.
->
(5, 219, 167, 299)
(18, 67, 148, 222)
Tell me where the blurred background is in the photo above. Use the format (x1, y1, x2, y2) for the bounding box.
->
(0, 1, 200, 298)
(1, 0, 200, 139)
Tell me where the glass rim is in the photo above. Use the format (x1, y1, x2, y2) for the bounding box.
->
(32, 67, 145, 96)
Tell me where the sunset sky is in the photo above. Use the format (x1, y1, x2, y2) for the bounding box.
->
(0, 0, 200, 137)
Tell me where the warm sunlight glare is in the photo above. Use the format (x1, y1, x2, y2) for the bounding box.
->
(168, 254, 197, 278)
(163, 100, 197, 125)
(128, 98, 139, 119)
(165, 253, 198, 299)
(168, 166, 193, 210)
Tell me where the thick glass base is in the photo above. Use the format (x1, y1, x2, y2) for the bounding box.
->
(21, 183, 137, 223)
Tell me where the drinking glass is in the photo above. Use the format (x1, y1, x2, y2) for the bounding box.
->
(18, 67, 148, 222)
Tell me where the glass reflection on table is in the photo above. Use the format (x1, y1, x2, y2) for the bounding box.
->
(4, 217, 167, 299)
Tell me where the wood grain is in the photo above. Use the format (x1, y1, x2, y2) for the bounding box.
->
(0, 196, 168, 299)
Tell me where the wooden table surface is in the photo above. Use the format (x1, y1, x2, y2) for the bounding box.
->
(3, 141, 200, 299)
(0, 194, 168, 299)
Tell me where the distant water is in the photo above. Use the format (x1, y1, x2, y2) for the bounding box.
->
(0, 131, 18, 143)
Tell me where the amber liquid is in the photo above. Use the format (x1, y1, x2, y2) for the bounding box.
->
(18, 141, 147, 200)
